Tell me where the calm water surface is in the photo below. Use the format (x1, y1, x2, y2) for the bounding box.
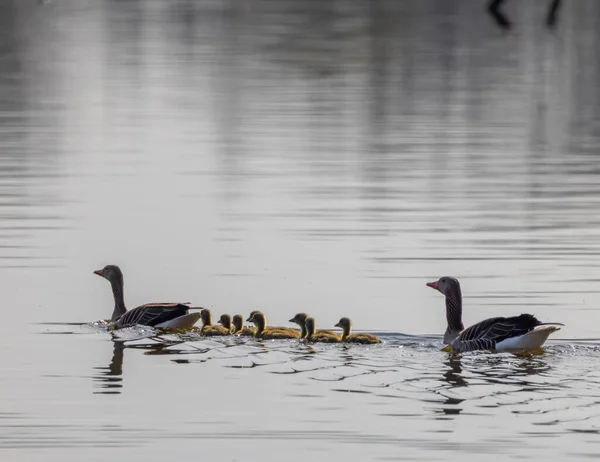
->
(2, 0, 600, 460)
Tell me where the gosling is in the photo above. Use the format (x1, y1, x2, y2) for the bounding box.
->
(334, 317, 380, 344)
(231, 314, 255, 336)
(217, 314, 233, 333)
(247, 312, 301, 339)
(289, 312, 310, 338)
(199, 309, 230, 336)
(304, 317, 340, 343)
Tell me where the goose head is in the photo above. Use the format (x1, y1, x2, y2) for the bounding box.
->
(93, 265, 123, 286)
(426, 276, 461, 297)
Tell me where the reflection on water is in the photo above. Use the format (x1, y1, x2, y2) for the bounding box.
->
(92, 341, 124, 394)
(2, 0, 600, 460)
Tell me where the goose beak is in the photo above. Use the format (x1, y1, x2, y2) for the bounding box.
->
(93, 269, 104, 277)
(288, 318, 295, 323)
(334, 322, 341, 328)
(246, 317, 252, 322)
(426, 281, 438, 290)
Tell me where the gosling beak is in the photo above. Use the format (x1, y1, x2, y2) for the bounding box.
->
(246, 317, 252, 323)
(288, 318, 295, 323)
(334, 322, 341, 328)
(426, 281, 439, 290)
(93, 269, 104, 277)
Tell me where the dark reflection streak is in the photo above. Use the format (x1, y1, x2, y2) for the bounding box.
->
(92, 341, 124, 394)
(441, 356, 466, 388)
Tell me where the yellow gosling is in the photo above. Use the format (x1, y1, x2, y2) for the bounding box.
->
(334, 317, 380, 344)
(305, 317, 340, 343)
(247, 312, 301, 339)
(289, 312, 310, 338)
(217, 314, 233, 333)
(232, 314, 255, 336)
(200, 309, 230, 336)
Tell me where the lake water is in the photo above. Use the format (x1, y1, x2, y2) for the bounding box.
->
(2, 0, 600, 460)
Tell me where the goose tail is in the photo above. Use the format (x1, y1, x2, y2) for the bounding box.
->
(496, 324, 562, 351)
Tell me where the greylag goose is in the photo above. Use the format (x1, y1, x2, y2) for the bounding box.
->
(199, 309, 230, 336)
(334, 317, 381, 344)
(246, 312, 301, 339)
(94, 265, 201, 329)
(231, 314, 255, 336)
(304, 317, 340, 343)
(426, 276, 563, 353)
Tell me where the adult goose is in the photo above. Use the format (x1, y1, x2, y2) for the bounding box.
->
(94, 265, 201, 330)
(426, 276, 563, 353)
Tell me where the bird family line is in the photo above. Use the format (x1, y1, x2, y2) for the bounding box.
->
(94, 265, 564, 353)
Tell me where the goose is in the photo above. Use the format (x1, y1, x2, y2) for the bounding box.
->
(199, 309, 231, 336)
(231, 314, 255, 336)
(334, 317, 381, 344)
(94, 265, 201, 329)
(426, 276, 563, 353)
(247, 312, 301, 339)
(304, 317, 340, 343)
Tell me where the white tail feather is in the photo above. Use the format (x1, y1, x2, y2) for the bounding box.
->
(496, 325, 561, 351)
(155, 312, 201, 329)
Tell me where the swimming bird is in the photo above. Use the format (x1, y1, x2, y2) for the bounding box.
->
(304, 317, 340, 343)
(94, 265, 201, 330)
(200, 309, 231, 336)
(289, 312, 310, 338)
(247, 312, 301, 339)
(426, 276, 563, 353)
(231, 314, 255, 336)
(334, 317, 381, 344)
(217, 314, 233, 333)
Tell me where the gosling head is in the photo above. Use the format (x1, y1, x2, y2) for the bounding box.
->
(334, 317, 352, 333)
(289, 312, 308, 325)
(246, 311, 262, 323)
(218, 314, 232, 330)
(200, 309, 213, 326)
(93, 264, 123, 286)
(426, 276, 461, 297)
(232, 314, 245, 332)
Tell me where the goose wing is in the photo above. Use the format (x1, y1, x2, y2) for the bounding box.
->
(115, 303, 190, 328)
(455, 314, 541, 352)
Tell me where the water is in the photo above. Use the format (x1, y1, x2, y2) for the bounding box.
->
(2, 0, 600, 459)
